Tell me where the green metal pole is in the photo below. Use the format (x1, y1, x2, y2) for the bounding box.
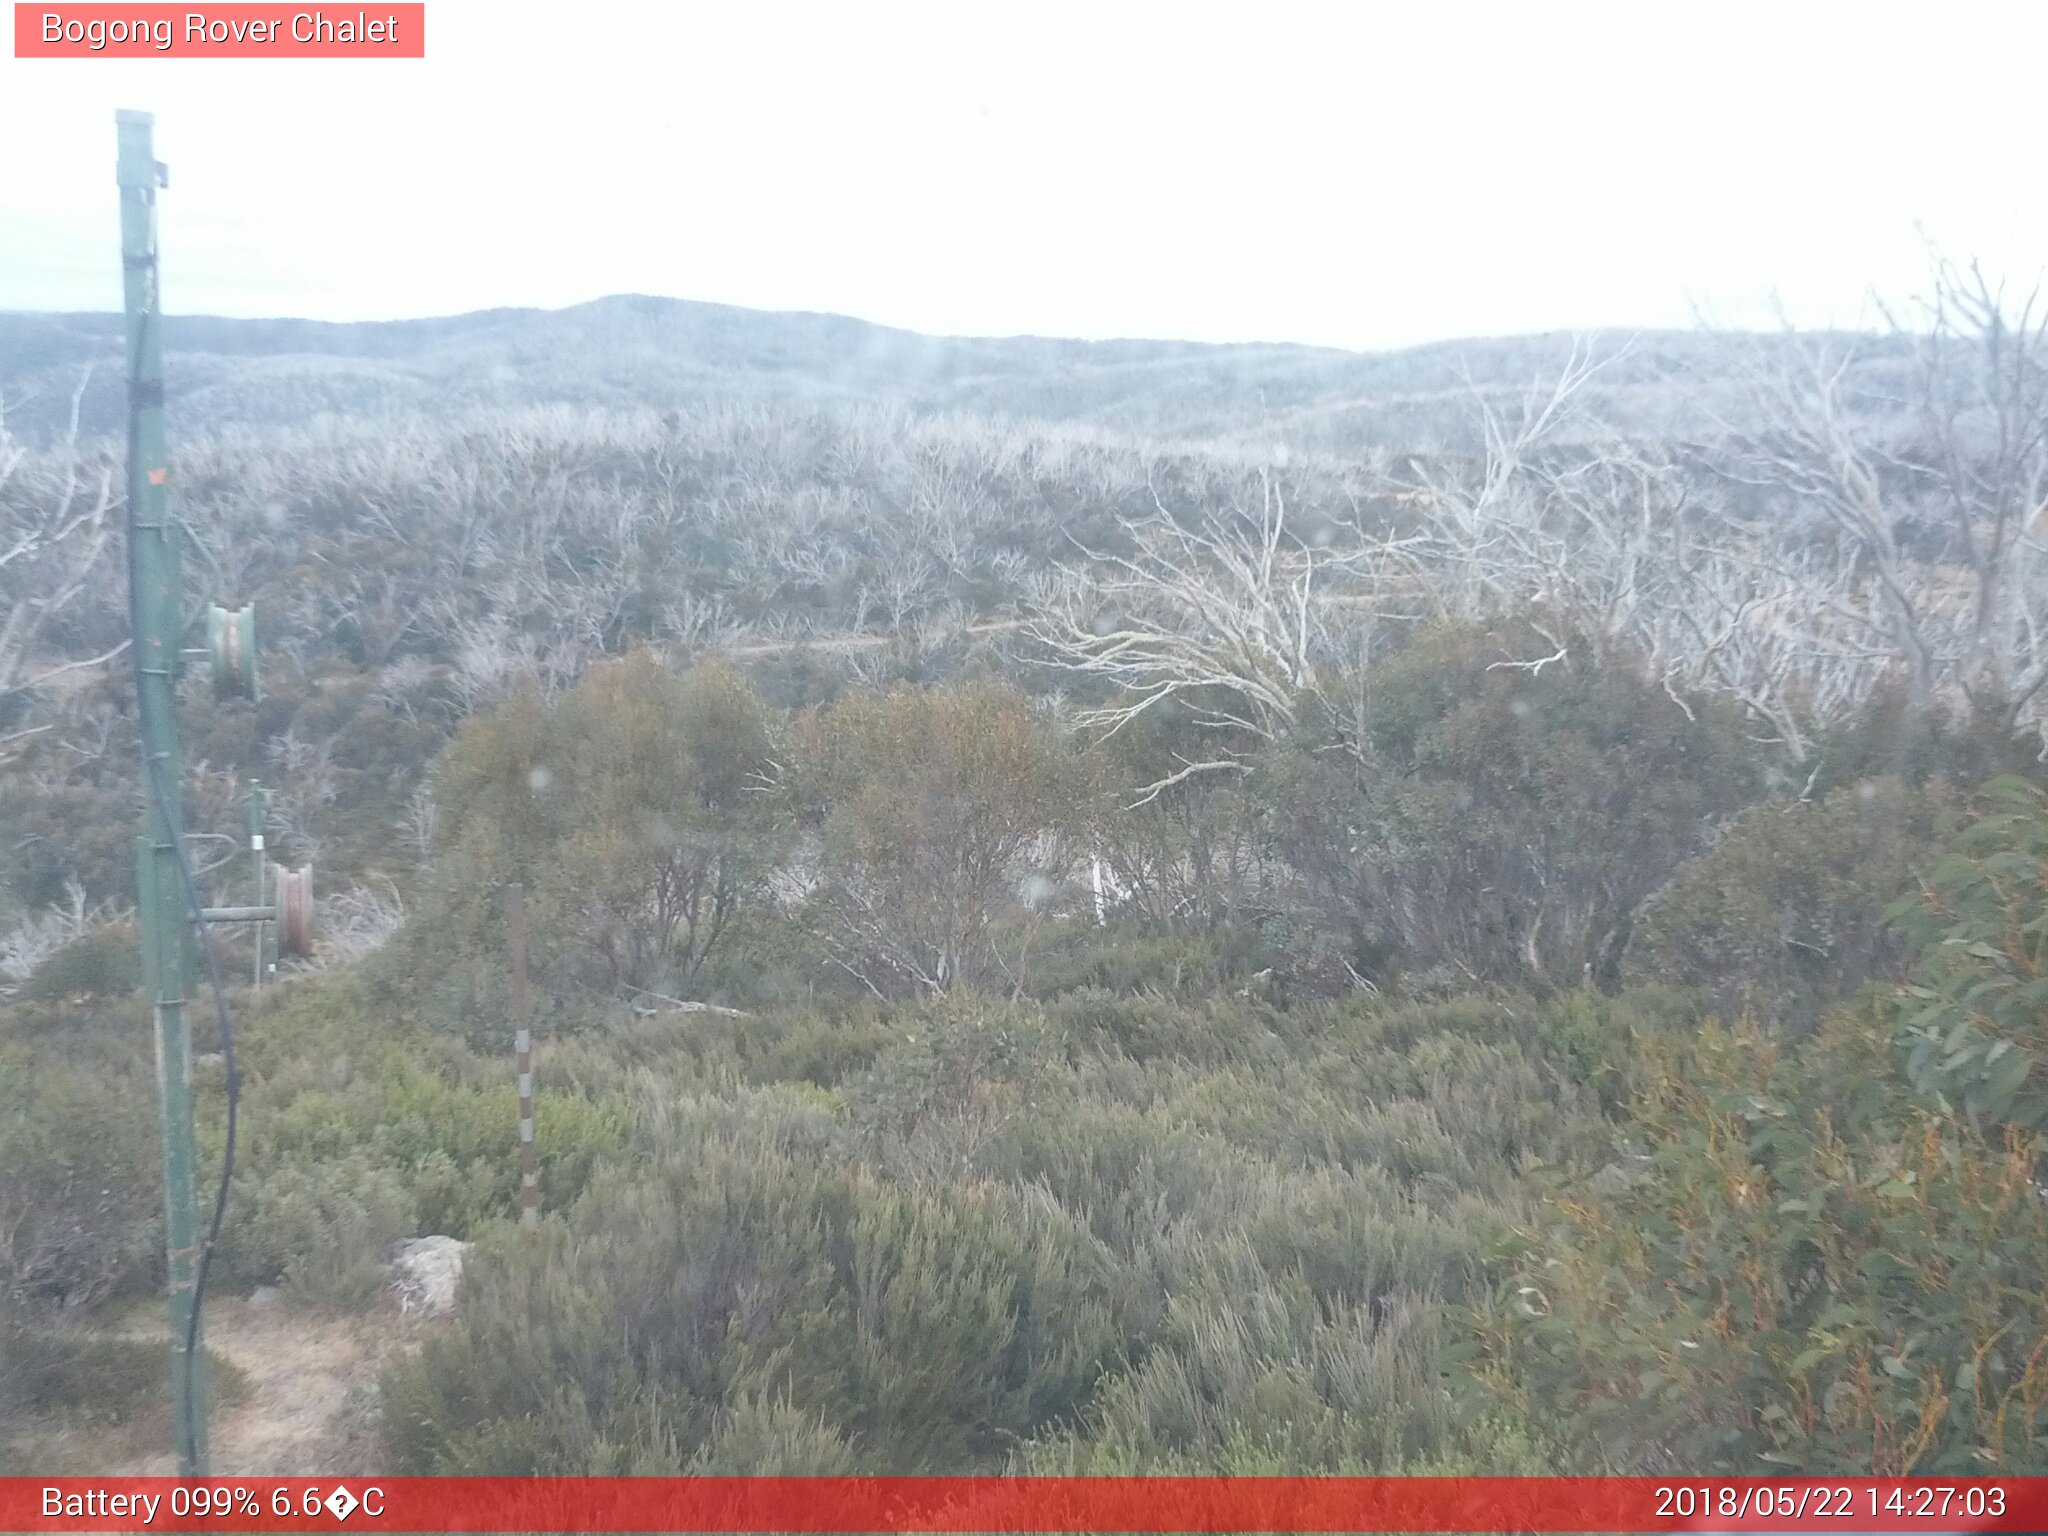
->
(118, 107, 209, 1478)
(249, 780, 267, 987)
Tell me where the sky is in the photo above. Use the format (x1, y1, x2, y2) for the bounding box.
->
(2, 0, 2044, 352)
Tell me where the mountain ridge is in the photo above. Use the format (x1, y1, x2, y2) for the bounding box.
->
(0, 291, 1891, 449)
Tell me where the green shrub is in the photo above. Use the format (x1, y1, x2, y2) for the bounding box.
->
(1044, 989, 1295, 1069)
(221, 1152, 418, 1309)
(1886, 776, 2048, 1129)
(0, 1041, 161, 1308)
(1255, 617, 1761, 991)
(791, 680, 1084, 996)
(19, 922, 141, 1001)
(1022, 928, 1261, 1002)
(1483, 828, 2048, 1476)
(1629, 777, 1959, 1024)
(221, 1020, 631, 1239)
(381, 1120, 1141, 1473)
(675, 1394, 861, 1473)
(846, 1000, 1064, 1142)
(543, 1005, 897, 1097)
(1476, 1008, 2048, 1473)
(0, 1326, 249, 1429)
(382, 655, 782, 1029)
(1019, 1286, 1522, 1473)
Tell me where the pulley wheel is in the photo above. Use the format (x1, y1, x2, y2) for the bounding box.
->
(272, 863, 314, 957)
(207, 603, 259, 702)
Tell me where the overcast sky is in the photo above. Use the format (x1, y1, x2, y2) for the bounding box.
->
(2, 0, 2042, 351)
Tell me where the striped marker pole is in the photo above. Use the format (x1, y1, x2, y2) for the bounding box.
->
(506, 882, 538, 1231)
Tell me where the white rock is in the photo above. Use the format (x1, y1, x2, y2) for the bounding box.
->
(388, 1235, 469, 1317)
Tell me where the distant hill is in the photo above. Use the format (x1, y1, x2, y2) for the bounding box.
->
(0, 293, 1897, 450)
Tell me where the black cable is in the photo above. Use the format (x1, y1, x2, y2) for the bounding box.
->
(126, 301, 238, 1473)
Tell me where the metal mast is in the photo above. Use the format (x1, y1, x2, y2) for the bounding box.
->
(117, 107, 209, 1477)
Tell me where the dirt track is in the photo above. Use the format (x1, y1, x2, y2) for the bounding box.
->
(18, 1293, 408, 1476)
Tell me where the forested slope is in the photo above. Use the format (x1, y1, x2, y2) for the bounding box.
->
(5, 262, 2046, 1475)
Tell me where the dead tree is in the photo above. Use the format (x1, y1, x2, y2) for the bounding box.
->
(1025, 468, 1381, 802)
(0, 382, 122, 761)
(1729, 253, 2048, 744)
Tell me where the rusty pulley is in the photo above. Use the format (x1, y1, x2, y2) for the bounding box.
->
(270, 862, 313, 957)
(206, 602, 259, 701)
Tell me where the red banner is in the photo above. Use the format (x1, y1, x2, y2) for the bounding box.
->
(1, 1477, 2042, 1533)
(12, 4, 424, 57)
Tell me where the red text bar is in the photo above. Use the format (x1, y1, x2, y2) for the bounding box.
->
(13, 4, 424, 57)
(2, 1477, 2042, 1533)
